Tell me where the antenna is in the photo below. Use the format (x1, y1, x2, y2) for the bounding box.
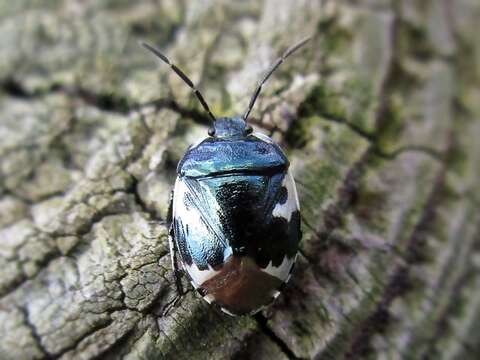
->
(243, 36, 311, 121)
(141, 42, 217, 123)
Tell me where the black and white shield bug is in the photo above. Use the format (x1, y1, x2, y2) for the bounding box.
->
(142, 37, 309, 316)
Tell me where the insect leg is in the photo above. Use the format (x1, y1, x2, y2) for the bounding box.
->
(167, 192, 185, 296)
(168, 229, 185, 295)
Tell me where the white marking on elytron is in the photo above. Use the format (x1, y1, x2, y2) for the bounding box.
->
(272, 170, 300, 222)
(272, 290, 281, 299)
(181, 263, 200, 289)
(173, 178, 206, 255)
(173, 177, 231, 289)
(173, 177, 199, 228)
(167, 233, 177, 275)
(173, 178, 218, 287)
(283, 253, 298, 284)
(203, 294, 215, 304)
(184, 262, 221, 288)
(252, 131, 273, 143)
(223, 246, 233, 259)
(221, 307, 236, 316)
(260, 255, 294, 282)
(249, 306, 266, 316)
(285, 273, 292, 284)
(174, 176, 226, 246)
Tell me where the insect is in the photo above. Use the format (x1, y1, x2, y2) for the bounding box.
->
(142, 37, 309, 316)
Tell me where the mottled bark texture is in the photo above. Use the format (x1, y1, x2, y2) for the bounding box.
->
(0, 0, 479, 359)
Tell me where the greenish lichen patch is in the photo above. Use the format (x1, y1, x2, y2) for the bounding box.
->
(398, 20, 437, 61)
(286, 80, 376, 150)
(316, 14, 353, 56)
(290, 117, 370, 245)
(298, 84, 346, 121)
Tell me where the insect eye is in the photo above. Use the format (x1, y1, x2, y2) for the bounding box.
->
(245, 125, 253, 134)
(208, 127, 215, 136)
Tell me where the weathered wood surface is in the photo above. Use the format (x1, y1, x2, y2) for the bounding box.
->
(0, 1, 479, 359)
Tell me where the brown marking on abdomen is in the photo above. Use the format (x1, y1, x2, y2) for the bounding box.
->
(199, 256, 283, 315)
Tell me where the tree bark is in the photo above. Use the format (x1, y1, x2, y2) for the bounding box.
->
(0, 0, 479, 359)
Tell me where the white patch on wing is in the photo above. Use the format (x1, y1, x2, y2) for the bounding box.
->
(185, 262, 220, 288)
(221, 307, 237, 316)
(260, 255, 294, 282)
(272, 290, 281, 299)
(285, 273, 292, 284)
(272, 170, 300, 222)
(173, 177, 231, 289)
(173, 177, 225, 242)
(249, 306, 266, 316)
(173, 178, 219, 287)
(173, 178, 205, 239)
(203, 294, 215, 304)
(253, 131, 273, 143)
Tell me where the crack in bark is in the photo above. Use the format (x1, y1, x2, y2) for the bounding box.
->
(0, 245, 61, 300)
(18, 305, 52, 359)
(0, 201, 133, 300)
(3, 188, 67, 207)
(0, 107, 77, 203)
(51, 317, 115, 359)
(129, 177, 163, 221)
(298, 146, 371, 289)
(87, 322, 140, 360)
(421, 267, 478, 359)
(375, 144, 445, 162)
(311, 115, 445, 163)
(344, 159, 447, 359)
(318, 114, 377, 143)
(304, 5, 462, 356)
(0, 77, 212, 126)
(254, 313, 302, 360)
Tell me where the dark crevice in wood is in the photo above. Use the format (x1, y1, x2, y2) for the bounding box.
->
(323, 115, 377, 143)
(0, 77, 61, 99)
(51, 317, 115, 359)
(0, 246, 61, 300)
(0, 199, 133, 300)
(2, 187, 66, 207)
(0, 271, 28, 301)
(344, 162, 447, 359)
(344, 266, 411, 359)
(53, 193, 135, 237)
(1, 77, 31, 97)
(298, 146, 371, 288)
(128, 175, 163, 222)
(18, 305, 52, 359)
(326, 3, 459, 355)
(88, 324, 140, 360)
(0, 110, 77, 204)
(0, 76, 213, 126)
(254, 313, 302, 360)
(375, 144, 445, 162)
(308, 115, 445, 163)
(421, 267, 478, 359)
(139, 97, 212, 126)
